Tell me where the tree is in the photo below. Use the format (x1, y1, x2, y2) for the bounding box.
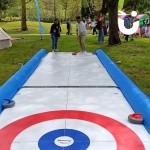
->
(0, 0, 9, 21)
(101, 0, 121, 45)
(21, 0, 32, 31)
(136, 0, 150, 13)
(60, 0, 82, 20)
(42, 0, 60, 19)
(124, 0, 150, 13)
(81, 0, 101, 18)
(100, 0, 108, 14)
(61, 0, 68, 20)
(108, 0, 121, 45)
(67, 0, 82, 19)
(54, 0, 56, 18)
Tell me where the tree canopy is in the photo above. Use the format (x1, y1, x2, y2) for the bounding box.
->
(0, 0, 10, 20)
(124, 0, 150, 13)
(0, 0, 9, 10)
(1, 0, 149, 44)
(2, 0, 149, 21)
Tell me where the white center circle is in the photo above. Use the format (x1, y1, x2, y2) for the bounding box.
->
(54, 136, 74, 147)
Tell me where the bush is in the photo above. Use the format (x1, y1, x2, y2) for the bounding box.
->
(2, 17, 21, 22)
(41, 18, 54, 23)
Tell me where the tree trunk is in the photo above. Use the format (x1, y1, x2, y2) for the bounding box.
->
(21, 0, 28, 31)
(0, 9, 2, 21)
(54, 0, 56, 18)
(100, 0, 108, 15)
(108, 0, 121, 45)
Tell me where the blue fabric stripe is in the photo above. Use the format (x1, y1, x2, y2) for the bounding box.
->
(34, 0, 45, 34)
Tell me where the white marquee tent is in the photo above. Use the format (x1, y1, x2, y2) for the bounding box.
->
(0, 28, 12, 49)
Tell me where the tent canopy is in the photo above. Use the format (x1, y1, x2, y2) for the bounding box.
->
(0, 28, 12, 49)
(0, 28, 11, 40)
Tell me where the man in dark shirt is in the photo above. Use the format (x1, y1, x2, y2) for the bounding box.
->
(66, 19, 72, 35)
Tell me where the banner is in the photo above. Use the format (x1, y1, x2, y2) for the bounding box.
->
(118, 0, 125, 10)
(34, 0, 45, 34)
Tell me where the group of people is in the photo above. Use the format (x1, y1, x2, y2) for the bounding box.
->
(123, 14, 150, 41)
(49, 12, 150, 52)
(50, 16, 88, 52)
(50, 14, 106, 52)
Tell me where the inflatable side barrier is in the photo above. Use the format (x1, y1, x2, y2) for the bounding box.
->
(0, 49, 47, 113)
(96, 49, 150, 134)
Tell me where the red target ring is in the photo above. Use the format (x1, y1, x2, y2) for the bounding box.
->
(0, 110, 145, 150)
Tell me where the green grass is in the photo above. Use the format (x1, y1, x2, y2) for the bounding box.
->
(0, 21, 150, 97)
(0, 21, 93, 34)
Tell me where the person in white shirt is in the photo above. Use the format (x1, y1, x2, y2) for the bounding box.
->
(91, 19, 98, 35)
(76, 16, 87, 53)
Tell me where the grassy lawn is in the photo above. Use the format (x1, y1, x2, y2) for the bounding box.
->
(0, 21, 150, 97)
(0, 21, 78, 34)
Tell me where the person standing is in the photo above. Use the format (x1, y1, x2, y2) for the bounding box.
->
(130, 17, 139, 41)
(97, 13, 105, 43)
(96, 20, 104, 43)
(66, 19, 72, 35)
(124, 15, 132, 41)
(91, 19, 98, 35)
(50, 18, 61, 52)
(76, 16, 87, 53)
(106, 20, 109, 35)
(98, 13, 105, 21)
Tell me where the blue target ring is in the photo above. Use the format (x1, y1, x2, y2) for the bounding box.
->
(38, 129, 90, 150)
